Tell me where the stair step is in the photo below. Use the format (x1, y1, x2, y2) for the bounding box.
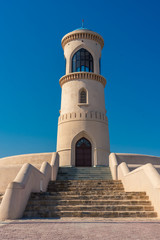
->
(48, 187, 122, 190)
(57, 174, 112, 176)
(49, 184, 122, 188)
(57, 167, 112, 180)
(56, 178, 113, 180)
(58, 171, 111, 172)
(45, 190, 125, 195)
(57, 173, 112, 175)
(30, 191, 148, 199)
(58, 172, 112, 174)
(27, 199, 152, 206)
(23, 210, 157, 218)
(56, 178, 112, 180)
(25, 204, 154, 211)
(57, 176, 112, 178)
(51, 180, 121, 184)
(48, 183, 122, 187)
(47, 187, 124, 191)
(58, 167, 111, 170)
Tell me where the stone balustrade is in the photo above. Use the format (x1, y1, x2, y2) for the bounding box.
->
(59, 72, 106, 87)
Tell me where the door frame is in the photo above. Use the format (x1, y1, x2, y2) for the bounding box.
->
(71, 131, 96, 167)
(75, 137, 92, 167)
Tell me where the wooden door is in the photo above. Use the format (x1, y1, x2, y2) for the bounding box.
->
(75, 138, 91, 167)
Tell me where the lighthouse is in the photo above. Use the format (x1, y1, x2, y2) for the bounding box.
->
(56, 27, 110, 167)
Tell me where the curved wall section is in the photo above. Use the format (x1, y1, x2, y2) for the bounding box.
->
(57, 117, 110, 167)
(60, 78, 106, 114)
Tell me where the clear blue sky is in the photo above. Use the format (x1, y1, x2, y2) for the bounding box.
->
(0, 0, 160, 158)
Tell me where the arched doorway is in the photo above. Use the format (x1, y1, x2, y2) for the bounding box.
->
(75, 137, 92, 167)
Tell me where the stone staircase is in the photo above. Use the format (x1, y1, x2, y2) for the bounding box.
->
(57, 167, 112, 180)
(23, 167, 157, 218)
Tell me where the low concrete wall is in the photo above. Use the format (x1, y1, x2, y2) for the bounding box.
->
(116, 153, 160, 165)
(109, 153, 160, 175)
(0, 152, 59, 220)
(118, 162, 160, 217)
(51, 152, 59, 181)
(0, 152, 53, 193)
(0, 152, 53, 166)
(115, 153, 160, 172)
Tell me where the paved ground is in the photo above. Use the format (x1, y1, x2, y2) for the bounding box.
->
(1, 218, 160, 239)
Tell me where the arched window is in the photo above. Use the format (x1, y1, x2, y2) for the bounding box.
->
(76, 138, 91, 148)
(79, 89, 87, 103)
(72, 48, 94, 72)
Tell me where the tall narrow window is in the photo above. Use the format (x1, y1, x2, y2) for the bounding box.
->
(80, 89, 87, 103)
(72, 48, 94, 72)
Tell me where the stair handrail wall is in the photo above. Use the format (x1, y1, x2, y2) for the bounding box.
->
(0, 152, 59, 220)
(109, 153, 118, 180)
(118, 162, 160, 217)
(51, 152, 59, 181)
(0, 152, 53, 193)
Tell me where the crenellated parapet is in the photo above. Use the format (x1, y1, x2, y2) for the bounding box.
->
(58, 111, 108, 125)
(59, 72, 106, 87)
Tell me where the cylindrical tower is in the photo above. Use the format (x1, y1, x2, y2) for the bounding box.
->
(57, 27, 110, 167)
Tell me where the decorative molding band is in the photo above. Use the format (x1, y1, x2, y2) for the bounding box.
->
(59, 72, 106, 87)
(61, 31, 104, 49)
(58, 111, 108, 125)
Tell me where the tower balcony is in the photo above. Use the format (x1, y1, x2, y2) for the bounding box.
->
(59, 72, 106, 87)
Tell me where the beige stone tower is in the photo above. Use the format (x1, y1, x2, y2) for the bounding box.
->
(57, 27, 110, 167)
